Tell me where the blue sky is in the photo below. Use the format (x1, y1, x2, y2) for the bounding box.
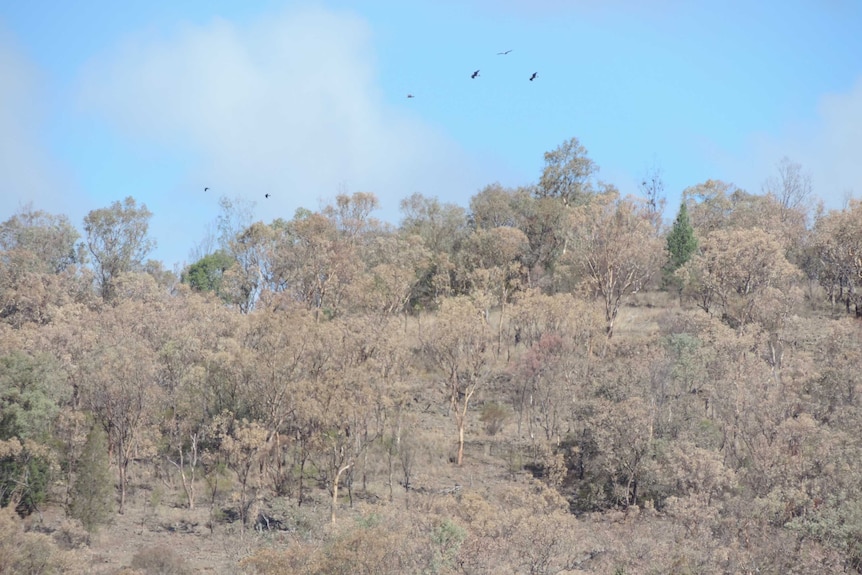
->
(2, 0, 862, 269)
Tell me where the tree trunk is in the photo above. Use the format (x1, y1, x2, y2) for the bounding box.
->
(298, 451, 307, 506)
(169, 452, 195, 510)
(118, 459, 127, 515)
(497, 298, 505, 356)
(331, 463, 351, 523)
(457, 420, 465, 466)
(116, 434, 129, 515)
(387, 449, 394, 503)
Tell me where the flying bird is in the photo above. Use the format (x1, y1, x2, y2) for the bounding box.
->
(471, 70, 480, 79)
(529, 72, 538, 81)
(407, 93, 415, 98)
(497, 49, 513, 55)
(204, 187, 209, 192)
(265, 193, 271, 199)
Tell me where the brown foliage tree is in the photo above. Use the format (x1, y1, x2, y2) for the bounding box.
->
(566, 192, 665, 337)
(421, 297, 491, 465)
(78, 306, 159, 514)
(811, 200, 862, 315)
(678, 227, 800, 328)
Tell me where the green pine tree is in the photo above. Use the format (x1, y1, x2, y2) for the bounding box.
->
(663, 202, 698, 291)
(69, 424, 114, 533)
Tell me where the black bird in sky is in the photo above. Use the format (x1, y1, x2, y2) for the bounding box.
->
(265, 193, 271, 199)
(529, 72, 538, 81)
(204, 187, 209, 191)
(407, 93, 414, 98)
(497, 49, 512, 55)
(471, 70, 480, 79)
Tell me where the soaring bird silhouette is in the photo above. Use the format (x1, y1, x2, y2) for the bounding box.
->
(471, 70, 480, 79)
(265, 193, 271, 199)
(529, 72, 538, 81)
(204, 187, 209, 192)
(407, 93, 414, 98)
(497, 49, 512, 55)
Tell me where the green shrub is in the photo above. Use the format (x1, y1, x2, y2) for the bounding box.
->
(69, 424, 113, 533)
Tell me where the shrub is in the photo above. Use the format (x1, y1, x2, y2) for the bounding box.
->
(130, 544, 193, 575)
(69, 424, 113, 533)
(479, 402, 510, 436)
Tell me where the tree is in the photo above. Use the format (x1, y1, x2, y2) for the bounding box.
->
(684, 179, 809, 268)
(181, 249, 234, 296)
(589, 396, 655, 508)
(152, 290, 229, 510)
(0, 438, 53, 517)
(469, 183, 522, 229)
(0, 205, 82, 274)
(459, 226, 529, 351)
(638, 163, 666, 235)
(399, 193, 469, 256)
(271, 211, 359, 320)
(421, 297, 490, 465)
(68, 423, 113, 533)
(514, 193, 571, 288)
(763, 156, 814, 217)
(513, 332, 582, 443)
(83, 196, 155, 300)
(239, 308, 315, 499)
(0, 207, 91, 327)
(221, 221, 279, 313)
(0, 351, 66, 443)
(321, 191, 382, 241)
(358, 233, 430, 316)
(79, 301, 160, 513)
(811, 200, 862, 315)
(678, 227, 800, 328)
(566, 192, 665, 337)
(681, 180, 738, 236)
(536, 137, 598, 207)
(663, 202, 698, 292)
(212, 414, 268, 531)
(0, 352, 66, 516)
(216, 195, 256, 255)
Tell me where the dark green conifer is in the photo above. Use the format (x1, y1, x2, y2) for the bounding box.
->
(663, 202, 698, 290)
(69, 424, 114, 533)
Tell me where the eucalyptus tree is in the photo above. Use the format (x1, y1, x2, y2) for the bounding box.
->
(420, 296, 491, 465)
(566, 191, 665, 337)
(536, 137, 598, 207)
(678, 227, 800, 328)
(810, 200, 862, 315)
(83, 196, 155, 300)
(78, 300, 160, 513)
(0, 205, 82, 274)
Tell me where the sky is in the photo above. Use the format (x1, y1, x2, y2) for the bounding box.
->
(2, 0, 862, 270)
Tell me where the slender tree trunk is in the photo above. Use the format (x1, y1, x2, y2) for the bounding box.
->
(404, 476, 410, 510)
(331, 463, 351, 523)
(497, 297, 506, 357)
(118, 456, 127, 514)
(457, 424, 465, 466)
(456, 403, 468, 466)
(387, 447, 394, 503)
(169, 452, 194, 510)
(298, 449, 307, 507)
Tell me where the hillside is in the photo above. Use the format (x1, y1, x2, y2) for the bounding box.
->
(3, 178, 862, 574)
